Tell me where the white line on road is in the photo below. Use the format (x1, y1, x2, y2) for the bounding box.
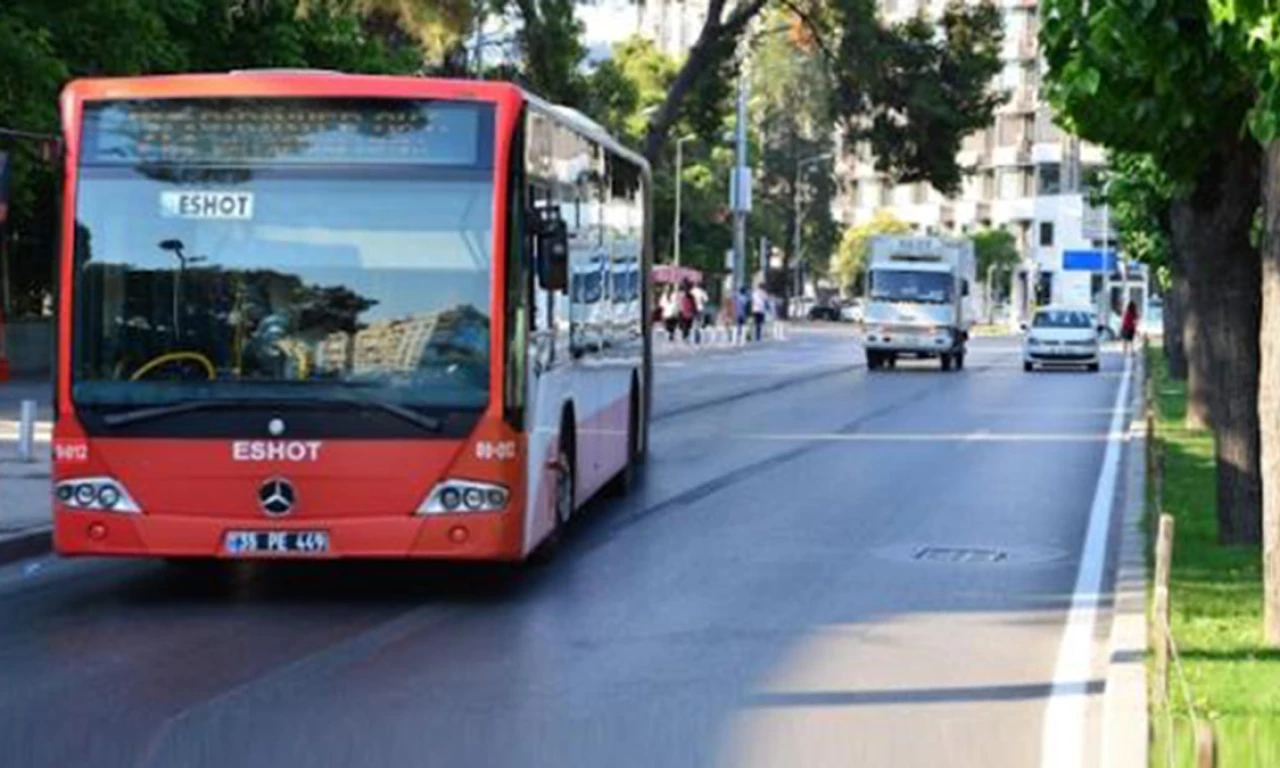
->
(1039, 354, 1132, 768)
(728, 431, 1127, 443)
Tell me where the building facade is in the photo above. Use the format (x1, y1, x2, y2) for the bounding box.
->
(634, 0, 712, 58)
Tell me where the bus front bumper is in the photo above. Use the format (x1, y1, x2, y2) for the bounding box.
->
(54, 509, 526, 561)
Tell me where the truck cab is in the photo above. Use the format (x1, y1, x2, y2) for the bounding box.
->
(861, 235, 975, 371)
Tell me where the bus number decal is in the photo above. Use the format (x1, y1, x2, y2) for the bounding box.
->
(475, 441, 516, 461)
(54, 441, 89, 464)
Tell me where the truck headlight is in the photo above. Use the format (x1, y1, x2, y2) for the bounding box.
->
(55, 477, 141, 513)
(418, 479, 509, 515)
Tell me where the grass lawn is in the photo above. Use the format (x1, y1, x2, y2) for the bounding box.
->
(1147, 348, 1280, 766)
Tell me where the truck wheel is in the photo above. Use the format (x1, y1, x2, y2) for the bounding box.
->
(940, 354, 953, 371)
(866, 351, 880, 370)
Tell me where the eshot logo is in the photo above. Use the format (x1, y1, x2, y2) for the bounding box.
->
(160, 191, 254, 220)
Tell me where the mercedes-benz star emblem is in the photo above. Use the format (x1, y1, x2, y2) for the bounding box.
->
(258, 478, 296, 517)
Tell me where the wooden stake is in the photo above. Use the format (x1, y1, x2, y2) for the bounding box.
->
(1153, 513, 1175, 708)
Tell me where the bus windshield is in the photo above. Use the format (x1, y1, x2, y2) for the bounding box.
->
(72, 98, 496, 414)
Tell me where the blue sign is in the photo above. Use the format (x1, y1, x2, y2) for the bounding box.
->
(1062, 249, 1118, 272)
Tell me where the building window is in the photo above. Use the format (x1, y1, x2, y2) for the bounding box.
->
(1038, 163, 1061, 195)
(1036, 271, 1053, 305)
(1039, 221, 1054, 247)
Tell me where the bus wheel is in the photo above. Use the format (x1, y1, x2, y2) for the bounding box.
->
(607, 386, 642, 496)
(532, 426, 575, 565)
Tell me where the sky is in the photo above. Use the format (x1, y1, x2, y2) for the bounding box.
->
(577, 0, 640, 61)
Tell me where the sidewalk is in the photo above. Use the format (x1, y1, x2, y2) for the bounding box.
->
(0, 439, 52, 564)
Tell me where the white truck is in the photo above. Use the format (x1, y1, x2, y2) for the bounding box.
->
(861, 235, 976, 371)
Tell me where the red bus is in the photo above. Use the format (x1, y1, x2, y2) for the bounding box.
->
(52, 72, 651, 561)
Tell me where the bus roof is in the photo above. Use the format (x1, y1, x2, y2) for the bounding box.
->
(61, 71, 649, 175)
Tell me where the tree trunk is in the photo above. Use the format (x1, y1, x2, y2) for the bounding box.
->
(1163, 259, 1188, 380)
(1259, 140, 1280, 644)
(1183, 273, 1212, 429)
(1171, 136, 1263, 546)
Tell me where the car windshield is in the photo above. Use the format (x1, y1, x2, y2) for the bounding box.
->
(868, 270, 953, 303)
(72, 98, 496, 412)
(1032, 310, 1093, 329)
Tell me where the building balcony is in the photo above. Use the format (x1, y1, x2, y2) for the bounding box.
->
(992, 141, 1031, 167)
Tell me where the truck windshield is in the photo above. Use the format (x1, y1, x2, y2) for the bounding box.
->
(72, 98, 496, 414)
(869, 270, 953, 304)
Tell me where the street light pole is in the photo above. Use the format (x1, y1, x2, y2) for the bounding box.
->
(673, 135, 694, 267)
(732, 75, 749, 292)
(792, 151, 832, 303)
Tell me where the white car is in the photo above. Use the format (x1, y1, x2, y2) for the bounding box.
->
(840, 300, 864, 323)
(1022, 306, 1101, 372)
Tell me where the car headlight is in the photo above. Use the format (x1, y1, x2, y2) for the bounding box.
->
(1026, 336, 1044, 347)
(55, 477, 141, 513)
(417, 479, 509, 515)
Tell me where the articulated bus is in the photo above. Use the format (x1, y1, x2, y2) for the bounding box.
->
(52, 72, 652, 561)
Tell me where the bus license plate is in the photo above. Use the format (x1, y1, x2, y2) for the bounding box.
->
(224, 530, 329, 556)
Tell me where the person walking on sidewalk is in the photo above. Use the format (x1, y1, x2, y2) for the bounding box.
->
(751, 283, 768, 342)
(691, 282, 709, 344)
(1120, 300, 1139, 356)
(660, 285, 680, 342)
(734, 286, 750, 343)
(677, 280, 697, 342)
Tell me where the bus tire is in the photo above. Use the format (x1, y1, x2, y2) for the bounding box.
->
(607, 383, 642, 496)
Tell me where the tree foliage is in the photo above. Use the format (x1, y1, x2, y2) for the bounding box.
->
(971, 227, 1018, 283)
(830, 210, 911, 293)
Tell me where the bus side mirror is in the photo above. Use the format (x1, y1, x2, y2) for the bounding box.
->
(533, 208, 569, 292)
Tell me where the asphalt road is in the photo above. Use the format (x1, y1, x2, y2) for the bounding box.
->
(0, 329, 1135, 768)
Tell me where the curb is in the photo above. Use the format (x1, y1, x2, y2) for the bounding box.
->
(0, 527, 52, 566)
(1099, 358, 1150, 768)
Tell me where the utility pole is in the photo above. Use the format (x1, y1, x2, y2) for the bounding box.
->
(792, 152, 832, 304)
(731, 74, 749, 291)
(673, 135, 694, 267)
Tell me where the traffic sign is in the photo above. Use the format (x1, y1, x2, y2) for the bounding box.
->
(1062, 249, 1117, 272)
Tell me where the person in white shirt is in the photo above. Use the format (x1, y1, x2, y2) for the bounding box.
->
(690, 283, 709, 343)
(751, 284, 768, 342)
(660, 286, 680, 341)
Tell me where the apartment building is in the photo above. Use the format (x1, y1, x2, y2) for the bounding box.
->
(838, 0, 1124, 316)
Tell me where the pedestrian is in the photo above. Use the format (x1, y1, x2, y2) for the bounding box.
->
(691, 282, 710, 344)
(661, 285, 680, 342)
(751, 283, 768, 342)
(1120, 299, 1139, 356)
(734, 286, 750, 343)
(677, 280, 697, 342)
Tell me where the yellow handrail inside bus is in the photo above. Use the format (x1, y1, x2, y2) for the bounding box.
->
(130, 352, 216, 382)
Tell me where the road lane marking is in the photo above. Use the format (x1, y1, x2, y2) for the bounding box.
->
(1039, 354, 1132, 768)
(727, 431, 1127, 443)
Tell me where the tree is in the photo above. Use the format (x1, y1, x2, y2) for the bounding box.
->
(1204, 0, 1280, 643)
(640, 0, 1005, 202)
(1091, 154, 1208, 425)
(830, 211, 911, 294)
(1043, 0, 1263, 546)
(971, 227, 1018, 313)
(750, 14, 838, 309)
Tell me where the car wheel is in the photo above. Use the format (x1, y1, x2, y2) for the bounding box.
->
(1023, 361, 1034, 373)
(1087, 362, 1100, 372)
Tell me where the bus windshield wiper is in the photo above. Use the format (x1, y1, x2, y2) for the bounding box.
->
(330, 395, 443, 433)
(100, 394, 443, 432)
(101, 399, 253, 427)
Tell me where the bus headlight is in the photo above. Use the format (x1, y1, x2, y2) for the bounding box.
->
(418, 480, 509, 515)
(55, 477, 141, 513)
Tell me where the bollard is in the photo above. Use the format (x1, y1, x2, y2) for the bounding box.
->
(1153, 513, 1175, 708)
(18, 399, 37, 463)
